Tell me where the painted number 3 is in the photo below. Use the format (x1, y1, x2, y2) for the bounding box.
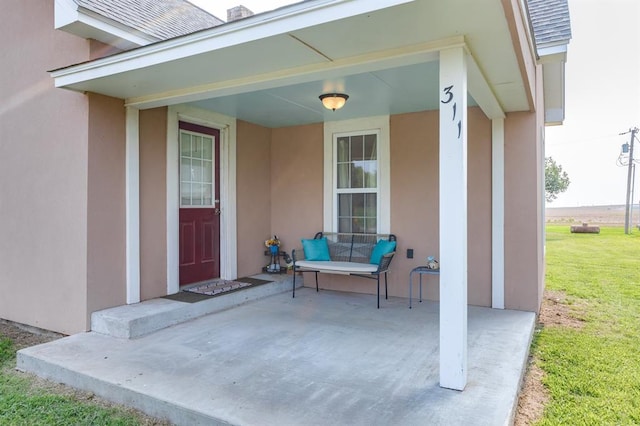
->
(441, 85, 462, 139)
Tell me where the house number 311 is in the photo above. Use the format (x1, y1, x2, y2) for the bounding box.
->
(441, 85, 462, 139)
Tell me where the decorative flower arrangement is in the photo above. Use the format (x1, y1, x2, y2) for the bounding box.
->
(265, 236, 280, 248)
(426, 256, 439, 270)
(265, 235, 281, 272)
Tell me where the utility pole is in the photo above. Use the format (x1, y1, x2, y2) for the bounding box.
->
(624, 127, 639, 234)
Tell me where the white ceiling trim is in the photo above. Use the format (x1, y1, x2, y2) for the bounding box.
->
(466, 51, 505, 120)
(51, 0, 415, 88)
(126, 37, 462, 109)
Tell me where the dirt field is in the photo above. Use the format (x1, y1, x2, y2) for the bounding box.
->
(546, 204, 640, 226)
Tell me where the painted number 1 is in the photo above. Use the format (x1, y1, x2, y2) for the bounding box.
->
(441, 85, 462, 139)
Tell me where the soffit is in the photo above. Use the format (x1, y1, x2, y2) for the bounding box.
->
(52, 0, 531, 127)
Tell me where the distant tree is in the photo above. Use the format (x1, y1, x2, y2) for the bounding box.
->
(545, 157, 570, 202)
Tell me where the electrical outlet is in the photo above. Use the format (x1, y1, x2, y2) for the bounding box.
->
(407, 249, 414, 259)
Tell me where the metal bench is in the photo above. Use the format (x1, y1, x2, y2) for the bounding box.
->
(292, 232, 397, 308)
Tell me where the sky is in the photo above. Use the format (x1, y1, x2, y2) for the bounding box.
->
(190, 0, 640, 208)
(545, 0, 640, 207)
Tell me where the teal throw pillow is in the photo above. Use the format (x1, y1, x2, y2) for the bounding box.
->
(370, 239, 396, 265)
(302, 237, 331, 261)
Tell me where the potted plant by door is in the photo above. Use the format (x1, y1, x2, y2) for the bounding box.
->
(265, 236, 281, 272)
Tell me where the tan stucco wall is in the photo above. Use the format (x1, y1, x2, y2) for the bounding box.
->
(504, 111, 542, 312)
(0, 1, 91, 334)
(86, 94, 127, 321)
(390, 111, 440, 300)
(139, 108, 168, 300)
(236, 120, 273, 277)
(271, 123, 324, 260)
(466, 108, 493, 307)
(390, 108, 492, 305)
(536, 63, 546, 311)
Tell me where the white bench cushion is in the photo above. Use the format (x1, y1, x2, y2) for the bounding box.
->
(295, 260, 378, 274)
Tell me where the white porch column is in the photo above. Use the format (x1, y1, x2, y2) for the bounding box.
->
(439, 47, 468, 391)
(492, 118, 505, 309)
(125, 106, 141, 304)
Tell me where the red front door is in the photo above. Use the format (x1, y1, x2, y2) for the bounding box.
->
(178, 122, 220, 286)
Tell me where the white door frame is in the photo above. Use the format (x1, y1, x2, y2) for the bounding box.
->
(166, 105, 237, 294)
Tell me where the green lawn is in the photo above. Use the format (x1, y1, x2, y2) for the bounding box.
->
(0, 337, 153, 425)
(535, 226, 640, 425)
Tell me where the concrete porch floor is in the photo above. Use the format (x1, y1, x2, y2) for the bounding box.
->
(18, 287, 535, 426)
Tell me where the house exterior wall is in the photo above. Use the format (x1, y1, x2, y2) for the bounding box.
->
(86, 93, 127, 321)
(0, 1, 92, 334)
(236, 120, 273, 277)
(139, 107, 168, 300)
(535, 63, 546, 311)
(270, 123, 324, 262)
(390, 108, 492, 305)
(504, 111, 542, 312)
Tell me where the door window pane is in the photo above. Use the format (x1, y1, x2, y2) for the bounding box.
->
(203, 160, 213, 183)
(202, 137, 212, 161)
(192, 136, 202, 159)
(180, 130, 215, 207)
(180, 134, 191, 157)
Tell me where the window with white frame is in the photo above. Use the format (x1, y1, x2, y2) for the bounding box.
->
(335, 131, 379, 233)
(324, 116, 390, 234)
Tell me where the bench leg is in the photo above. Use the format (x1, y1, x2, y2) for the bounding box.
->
(292, 268, 296, 298)
(377, 275, 380, 309)
(385, 272, 388, 300)
(315, 272, 319, 292)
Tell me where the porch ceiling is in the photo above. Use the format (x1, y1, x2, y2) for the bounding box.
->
(51, 0, 530, 128)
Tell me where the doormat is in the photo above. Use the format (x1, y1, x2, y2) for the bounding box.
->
(162, 291, 214, 303)
(235, 277, 272, 285)
(183, 277, 272, 297)
(161, 277, 273, 303)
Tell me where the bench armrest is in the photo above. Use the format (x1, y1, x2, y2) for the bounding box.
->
(292, 247, 305, 262)
(376, 251, 395, 273)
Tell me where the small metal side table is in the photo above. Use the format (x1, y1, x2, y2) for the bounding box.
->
(409, 266, 440, 308)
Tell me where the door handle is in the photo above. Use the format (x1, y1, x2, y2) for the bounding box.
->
(214, 208, 221, 216)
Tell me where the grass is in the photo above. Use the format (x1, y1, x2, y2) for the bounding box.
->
(0, 336, 150, 425)
(535, 226, 640, 425)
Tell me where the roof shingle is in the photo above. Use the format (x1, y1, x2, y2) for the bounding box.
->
(76, 0, 224, 40)
(527, 0, 572, 47)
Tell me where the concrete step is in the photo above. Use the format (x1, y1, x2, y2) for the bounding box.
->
(91, 274, 298, 339)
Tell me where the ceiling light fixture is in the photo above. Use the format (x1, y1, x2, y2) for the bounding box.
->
(319, 93, 349, 111)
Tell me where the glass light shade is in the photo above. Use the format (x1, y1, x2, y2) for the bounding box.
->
(319, 93, 349, 111)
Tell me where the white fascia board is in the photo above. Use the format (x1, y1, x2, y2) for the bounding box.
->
(51, 0, 415, 87)
(537, 44, 568, 65)
(542, 60, 566, 125)
(55, 0, 158, 50)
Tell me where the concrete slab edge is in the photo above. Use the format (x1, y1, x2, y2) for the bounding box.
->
(505, 313, 537, 426)
(16, 350, 232, 426)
